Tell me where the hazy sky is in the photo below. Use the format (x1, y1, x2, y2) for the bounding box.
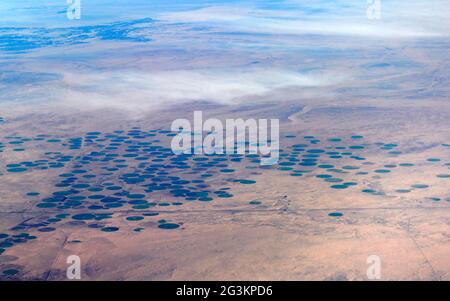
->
(0, 1, 448, 111)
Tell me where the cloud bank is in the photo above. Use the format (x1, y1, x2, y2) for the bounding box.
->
(59, 68, 345, 111)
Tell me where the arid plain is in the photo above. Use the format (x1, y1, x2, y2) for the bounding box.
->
(1, 95, 449, 280)
(0, 0, 449, 280)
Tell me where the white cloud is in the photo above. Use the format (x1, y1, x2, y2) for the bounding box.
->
(159, 1, 450, 38)
(59, 68, 345, 112)
(161, 6, 252, 22)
